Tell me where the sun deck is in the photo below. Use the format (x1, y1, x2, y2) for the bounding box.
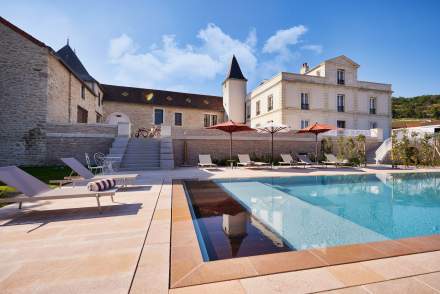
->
(1, 166, 440, 293)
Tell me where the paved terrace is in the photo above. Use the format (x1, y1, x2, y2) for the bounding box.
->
(1, 166, 440, 293)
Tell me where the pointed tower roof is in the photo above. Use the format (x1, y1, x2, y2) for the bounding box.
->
(56, 44, 95, 82)
(224, 55, 247, 82)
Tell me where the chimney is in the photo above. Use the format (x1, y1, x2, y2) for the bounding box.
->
(300, 62, 309, 74)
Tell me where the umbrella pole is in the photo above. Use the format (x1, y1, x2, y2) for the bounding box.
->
(271, 132, 274, 168)
(229, 132, 232, 162)
(315, 134, 318, 165)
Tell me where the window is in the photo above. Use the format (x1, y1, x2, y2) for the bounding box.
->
(267, 95, 273, 111)
(301, 119, 309, 129)
(337, 94, 345, 112)
(81, 85, 85, 99)
(77, 106, 88, 123)
(337, 69, 345, 85)
(98, 92, 101, 106)
(154, 108, 164, 125)
(246, 104, 251, 119)
(301, 93, 309, 110)
(316, 70, 321, 76)
(369, 97, 377, 114)
(337, 120, 346, 128)
(96, 112, 103, 123)
(174, 112, 182, 126)
(369, 121, 378, 129)
(203, 114, 218, 127)
(256, 100, 261, 115)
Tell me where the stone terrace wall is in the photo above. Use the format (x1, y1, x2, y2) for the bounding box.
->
(172, 128, 381, 166)
(45, 123, 117, 165)
(0, 21, 49, 166)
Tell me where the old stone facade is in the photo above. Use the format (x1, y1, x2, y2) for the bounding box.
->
(0, 17, 104, 166)
(104, 101, 224, 133)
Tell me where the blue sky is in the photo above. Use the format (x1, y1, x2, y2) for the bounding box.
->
(1, 0, 439, 97)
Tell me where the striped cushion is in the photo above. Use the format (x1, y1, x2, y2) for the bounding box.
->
(87, 179, 116, 191)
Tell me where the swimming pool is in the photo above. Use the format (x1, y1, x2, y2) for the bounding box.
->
(184, 172, 440, 261)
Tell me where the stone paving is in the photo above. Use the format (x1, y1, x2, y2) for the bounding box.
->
(1, 166, 440, 293)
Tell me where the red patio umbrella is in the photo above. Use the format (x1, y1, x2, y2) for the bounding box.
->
(297, 122, 336, 164)
(207, 120, 254, 161)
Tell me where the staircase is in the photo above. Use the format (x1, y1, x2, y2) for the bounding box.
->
(107, 137, 129, 170)
(119, 138, 161, 170)
(375, 137, 392, 164)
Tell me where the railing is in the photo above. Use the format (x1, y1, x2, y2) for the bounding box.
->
(375, 137, 392, 164)
(337, 79, 345, 85)
(324, 128, 378, 138)
(301, 103, 310, 110)
(369, 108, 376, 115)
(337, 106, 345, 112)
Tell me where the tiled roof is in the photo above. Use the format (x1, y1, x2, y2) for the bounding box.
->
(102, 84, 224, 112)
(224, 55, 247, 82)
(56, 45, 95, 82)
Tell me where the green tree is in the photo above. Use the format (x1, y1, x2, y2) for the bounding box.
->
(355, 134, 367, 167)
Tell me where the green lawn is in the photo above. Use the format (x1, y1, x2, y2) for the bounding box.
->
(0, 165, 71, 207)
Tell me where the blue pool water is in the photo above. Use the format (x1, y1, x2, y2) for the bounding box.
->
(211, 172, 440, 251)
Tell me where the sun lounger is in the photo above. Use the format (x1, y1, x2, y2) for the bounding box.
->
(0, 166, 117, 213)
(323, 153, 351, 167)
(279, 154, 295, 166)
(198, 155, 217, 168)
(237, 154, 268, 167)
(59, 158, 138, 187)
(279, 154, 306, 167)
(296, 154, 314, 167)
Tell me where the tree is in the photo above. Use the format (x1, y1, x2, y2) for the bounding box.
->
(355, 134, 367, 167)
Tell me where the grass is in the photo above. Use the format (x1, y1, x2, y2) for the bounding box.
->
(0, 165, 71, 207)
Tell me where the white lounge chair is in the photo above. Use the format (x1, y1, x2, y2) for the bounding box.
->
(198, 155, 217, 168)
(279, 154, 305, 167)
(296, 154, 314, 167)
(59, 158, 138, 187)
(323, 153, 351, 167)
(237, 154, 268, 167)
(0, 166, 117, 213)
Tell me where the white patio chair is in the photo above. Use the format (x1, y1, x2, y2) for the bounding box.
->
(296, 154, 314, 167)
(279, 154, 296, 166)
(85, 153, 103, 174)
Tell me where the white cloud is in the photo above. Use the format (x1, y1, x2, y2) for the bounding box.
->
(263, 25, 307, 54)
(301, 44, 323, 54)
(108, 23, 321, 93)
(108, 23, 257, 91)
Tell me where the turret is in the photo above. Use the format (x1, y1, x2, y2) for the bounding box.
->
(222, 55, 247, 123)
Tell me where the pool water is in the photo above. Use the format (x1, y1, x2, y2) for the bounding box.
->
(184, 172, 440, 261)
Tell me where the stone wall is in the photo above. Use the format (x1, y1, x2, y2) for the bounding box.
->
(172, 128, 382, 166)
(47, 54, 104, 124)
(45, 123, 117, 165)
(103, 101, 224, 135)
(0, 21, 49, 166)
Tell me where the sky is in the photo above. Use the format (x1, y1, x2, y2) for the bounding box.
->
(1, 0, 439, 97)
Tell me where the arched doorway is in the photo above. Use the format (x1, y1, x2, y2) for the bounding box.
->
(106, 112, 131, 125)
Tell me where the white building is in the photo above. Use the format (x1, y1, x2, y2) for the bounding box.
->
(223, 55, 392, 138)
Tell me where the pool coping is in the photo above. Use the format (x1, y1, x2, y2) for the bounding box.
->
(170, 179, 440, 289)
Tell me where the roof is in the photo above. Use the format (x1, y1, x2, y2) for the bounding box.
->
(56, 45, 95, 82)
(0, 16, 46, 48)
(0, 16, 97, 96)
(324, 55, 360, 68)
(224, 55, 247, 82)
(102, 84, 224, 112)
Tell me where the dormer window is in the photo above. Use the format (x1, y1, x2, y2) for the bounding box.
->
(337, 69, 345, 85)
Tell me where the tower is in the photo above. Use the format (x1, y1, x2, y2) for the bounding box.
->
(222, 55, 247, 123)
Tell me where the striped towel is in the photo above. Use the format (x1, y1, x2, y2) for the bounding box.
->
(87, 179, 116, 191)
